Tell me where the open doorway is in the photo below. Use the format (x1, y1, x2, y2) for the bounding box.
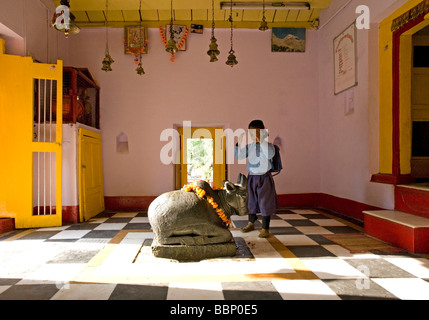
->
(411, 25, 429, 181)
(186, 138, 214, 186)
(176, 126, 226, 189)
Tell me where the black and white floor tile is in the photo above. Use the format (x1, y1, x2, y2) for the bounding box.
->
(0, 209, 429, 300)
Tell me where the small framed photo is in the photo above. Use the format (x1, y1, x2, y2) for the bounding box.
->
(165, 24, 187, 51)
(334, 22, 357, 95)
(124, 25, 148, 55)
(191, 24, 204, 34)
(272, 28, 306, 52)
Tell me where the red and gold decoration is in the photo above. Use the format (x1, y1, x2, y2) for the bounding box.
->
(392, 0, 429, 31)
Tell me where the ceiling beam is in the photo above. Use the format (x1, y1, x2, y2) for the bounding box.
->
(75, 20, 319, 29)
(54, 0, 330, 11)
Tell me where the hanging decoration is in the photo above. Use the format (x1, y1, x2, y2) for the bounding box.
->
(122, 0, 147, 75)
(207, 0, 220, 62)
(225, 0, 238, 67)
(160, 0, 189, 62)
(51, 0, 80, 38)
(160, 26, 189, 62)
(123, 26, 148, 74)
(259, 0, 269, 31)
(101, 0, 114, 72)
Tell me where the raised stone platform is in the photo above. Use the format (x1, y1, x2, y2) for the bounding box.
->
(364, 210, 429, 254)
(152, 240, 237, 262)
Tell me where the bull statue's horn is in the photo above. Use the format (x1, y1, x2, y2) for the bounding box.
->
(225, 181, 237, 193)
(237, 173, 247, 188)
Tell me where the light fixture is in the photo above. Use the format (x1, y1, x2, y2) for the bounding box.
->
(259, 0, 269, 31)
(101, 0, 114, 72)
(51, 0, 80, 38)
(207, 0, 220, 62)
(225, 0, 238, 67)
(165, 0, 178, 55)
(220, 2, 310, 10)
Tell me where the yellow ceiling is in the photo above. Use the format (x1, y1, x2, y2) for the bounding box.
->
(53, 0, 332, 29)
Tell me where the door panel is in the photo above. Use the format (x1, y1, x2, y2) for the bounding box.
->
(79, 129, 104, 221)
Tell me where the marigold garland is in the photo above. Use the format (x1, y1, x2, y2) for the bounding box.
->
(159, 27, 190, 62)
(123, 39, 149, 58)
(182, 183, 231, 226)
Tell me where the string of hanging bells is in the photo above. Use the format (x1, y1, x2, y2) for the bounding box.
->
(160, 0, 189, 62)
(159, 27, 189, 62)
(225, 0, 238, 67)
(101, 0, 274, 72)
(207, 0, 220, 62)
(135, 0, 146, 74)
(101, 0, 114, 72)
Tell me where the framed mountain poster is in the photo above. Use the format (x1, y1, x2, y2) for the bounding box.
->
(272, 28, 306, 52)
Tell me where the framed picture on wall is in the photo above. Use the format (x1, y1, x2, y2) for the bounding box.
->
(165, 24, 188, 51)
(272, 28, 306, 52)
(334, 22, 357, 95)
(124, 26, 148, 55)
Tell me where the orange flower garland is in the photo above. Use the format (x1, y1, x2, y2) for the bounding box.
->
(159, 27, 190, 62)
(123, 39, 149, 61)
(182, 183, 231, 226)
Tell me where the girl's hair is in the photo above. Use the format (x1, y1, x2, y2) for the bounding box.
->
(248, 120, 265, 129)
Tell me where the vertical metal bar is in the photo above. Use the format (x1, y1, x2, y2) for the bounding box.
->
(38, 80, 41, 143)
(50, 80, 53, 142)
(43, 80, 46, 215)
(37, 80, 41, 216)
(50, 81, 53, 215)
(44, 79, 46, 143)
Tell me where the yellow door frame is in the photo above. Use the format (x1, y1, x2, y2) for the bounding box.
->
(177, 126, 226, 189)
(375, 0, 429, 183)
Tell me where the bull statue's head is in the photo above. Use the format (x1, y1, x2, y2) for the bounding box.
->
(223, 173, 249, 216)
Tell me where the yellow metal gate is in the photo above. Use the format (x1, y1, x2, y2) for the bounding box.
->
(0, 40, 63, 228)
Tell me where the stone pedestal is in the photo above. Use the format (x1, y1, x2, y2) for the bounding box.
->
(152, 240, 237, 262)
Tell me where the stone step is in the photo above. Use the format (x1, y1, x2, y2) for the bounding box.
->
(395, 184, 429, 218)
(363, 210, 429, 254)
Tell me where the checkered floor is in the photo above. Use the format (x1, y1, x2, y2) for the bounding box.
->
(1, 208, 429, 300)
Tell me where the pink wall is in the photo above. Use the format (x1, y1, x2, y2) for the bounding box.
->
(65, 27, 321, 197)
(316, 0, 409, 210)
(1, 0, 413, 212)
(0, 0, 67, 63)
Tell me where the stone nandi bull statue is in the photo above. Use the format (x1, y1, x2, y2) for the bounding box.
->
(148, 174, 249, 261)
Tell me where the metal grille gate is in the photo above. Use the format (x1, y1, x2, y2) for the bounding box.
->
(33, 79, 58, 216)
(0, 46, 63, 228)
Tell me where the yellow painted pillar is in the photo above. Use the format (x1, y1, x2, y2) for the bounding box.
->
(378, 20, 394, 175)
(399, 34, 413, 175)
(0, 38, 5, 54)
